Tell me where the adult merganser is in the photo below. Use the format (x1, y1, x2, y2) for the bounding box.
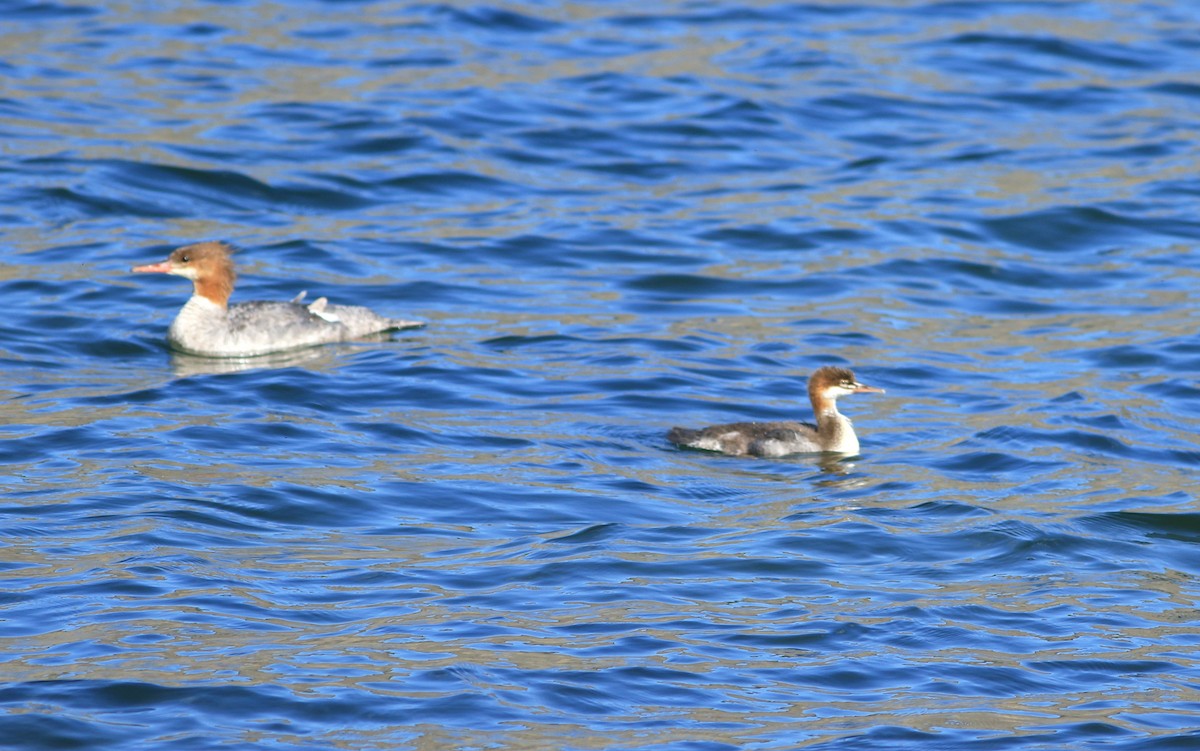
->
(132, 241, 422, 357)
(668, 365, 884, 457)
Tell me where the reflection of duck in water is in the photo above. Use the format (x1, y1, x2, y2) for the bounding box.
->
(167, 346, 335, 378)
(132, 241, 421, 357)
(668, 365, 884, 457)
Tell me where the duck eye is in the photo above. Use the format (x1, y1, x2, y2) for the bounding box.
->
(180, 254, 191, 263)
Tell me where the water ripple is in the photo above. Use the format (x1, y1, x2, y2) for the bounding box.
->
(3, 1, 1200, 749)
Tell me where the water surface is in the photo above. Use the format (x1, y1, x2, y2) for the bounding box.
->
(2, 1, 1199, 749)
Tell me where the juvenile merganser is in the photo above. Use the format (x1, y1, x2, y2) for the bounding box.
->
(132, 241, 421, 357)
(668, 365, 884, 457)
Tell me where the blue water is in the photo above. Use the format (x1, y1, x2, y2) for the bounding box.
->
(2, 1, 1199, 748)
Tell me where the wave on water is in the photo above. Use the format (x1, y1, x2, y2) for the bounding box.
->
(2, 1, 1200, 749)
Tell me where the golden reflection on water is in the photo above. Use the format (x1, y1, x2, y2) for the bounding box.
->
(2, 0, 1198, 745)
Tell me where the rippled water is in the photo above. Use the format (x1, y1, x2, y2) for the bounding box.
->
(3, 1, 1200, 748)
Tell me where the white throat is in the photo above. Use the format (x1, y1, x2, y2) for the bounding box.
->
(817, 402, 860, 454)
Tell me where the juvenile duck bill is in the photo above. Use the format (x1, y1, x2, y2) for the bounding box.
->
(132, 260, 172, 273)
